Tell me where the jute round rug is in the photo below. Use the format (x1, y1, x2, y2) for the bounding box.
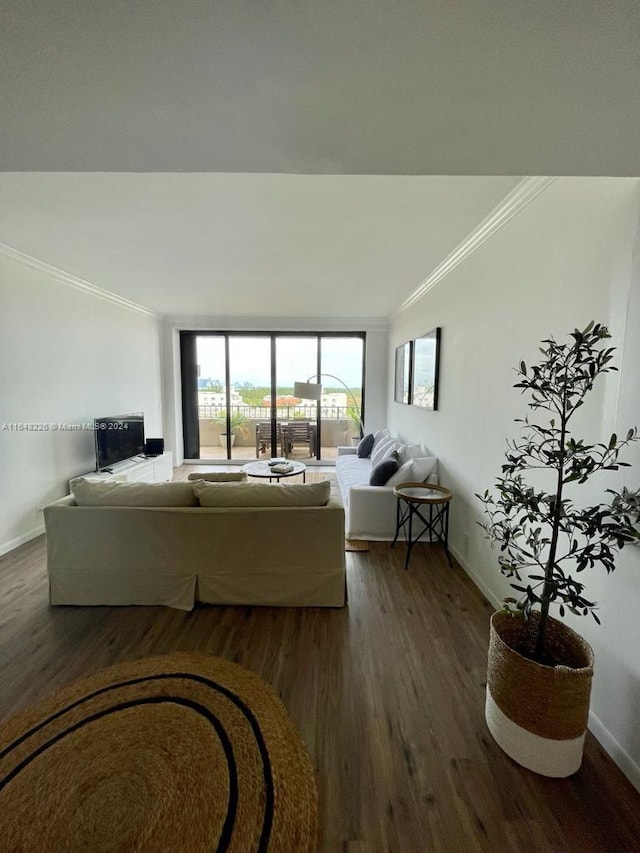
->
(0, 652, 318, 852)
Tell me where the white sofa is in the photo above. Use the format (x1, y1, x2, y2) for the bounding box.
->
(44, 478, 346, 610)
(335, 434, 438, 541)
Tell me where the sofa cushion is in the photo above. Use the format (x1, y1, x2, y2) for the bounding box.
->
(187, 472, 248, 482)
(70, 478, 198, 507)
(369, 457, 399, 486)
(193, 479, 331, 507)
(356, 433, 375, 458)
(334, 454, 371, 509)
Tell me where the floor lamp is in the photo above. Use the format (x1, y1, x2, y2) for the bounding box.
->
(293, 374, 364, 438)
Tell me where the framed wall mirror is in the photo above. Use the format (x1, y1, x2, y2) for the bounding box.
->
(411, 327, 441, 410)
(394, 341, 412, 404)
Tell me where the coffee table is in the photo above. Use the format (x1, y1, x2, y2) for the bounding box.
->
(242, 460, 307, 483)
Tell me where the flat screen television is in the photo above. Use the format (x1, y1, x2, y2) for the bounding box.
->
(94, 413, 145, 471)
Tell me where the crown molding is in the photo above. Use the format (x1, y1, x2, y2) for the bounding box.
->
(396, 176, 558, 314)
(163, 314, 390, 332)
(0, 242, 157, 318)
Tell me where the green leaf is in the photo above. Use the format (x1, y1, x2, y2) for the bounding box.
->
(478, 322, 636, 652)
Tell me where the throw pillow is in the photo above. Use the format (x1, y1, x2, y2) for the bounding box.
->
(410, 456, 437, 483)
(71, 478, 198, 507)
(187, 472, 248, 482)
(193, 479, 331, 507)
(371, 429, 391, 451)
(370, 438, 400, 469)
(370, 436, 391, 468)
(397, 442, 430, 465)
(369, 457, 400, 486)
(385, 459, 414, 487)
(356, 433, 375, 458)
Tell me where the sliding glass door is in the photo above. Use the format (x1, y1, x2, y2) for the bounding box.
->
(320, 337, 364, 448)
(276, 337, 318, 461)
(227, 336, 272, 461)
(181, 331, 365, 462)
(193, 335, 228, 457)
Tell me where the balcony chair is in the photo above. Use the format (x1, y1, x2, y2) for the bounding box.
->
(255, 421, 284, 457)
(282, 421, 316, 458)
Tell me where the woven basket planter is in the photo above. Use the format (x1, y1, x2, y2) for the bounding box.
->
(485, 610, 595, 777)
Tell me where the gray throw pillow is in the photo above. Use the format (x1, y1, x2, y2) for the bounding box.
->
(357, 433, 375, 458)
(369, 457, 399, 486)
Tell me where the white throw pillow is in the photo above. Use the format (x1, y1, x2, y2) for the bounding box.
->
(397, 442, 430, 465)
(370, 437, 391, 468)
(370, 437, 400, 468)
(385, 459, 414, 487)
(193, 479, 331, 507)
(410, 456, 437, 483)
(371, 429, 391, 452)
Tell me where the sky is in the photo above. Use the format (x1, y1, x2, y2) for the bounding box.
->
(196, 335, 364, 387)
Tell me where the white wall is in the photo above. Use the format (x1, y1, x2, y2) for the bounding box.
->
(389, 177, 640, 788)
(0, 253, 163, 553)
(161, 315, 389, 465)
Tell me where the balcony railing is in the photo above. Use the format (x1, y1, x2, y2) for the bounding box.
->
(198, 404, 356, 420)
(197, 405, 358, 457)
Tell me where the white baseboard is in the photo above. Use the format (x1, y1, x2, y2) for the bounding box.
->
(588, 709, 640, 792)
(0, 524, 45, 557)
(448, 542, 502, 610)
(450, 543, 640, 793)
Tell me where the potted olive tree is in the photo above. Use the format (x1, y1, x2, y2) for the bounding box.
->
(478, 322, 639, 777)
(216, 411, 249, 447)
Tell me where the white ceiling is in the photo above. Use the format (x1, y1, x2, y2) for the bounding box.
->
(1, 2, 638, 318)
(0, 173, 520, 317)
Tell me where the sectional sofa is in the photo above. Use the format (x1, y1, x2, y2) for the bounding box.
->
(44, 476, 346, 610)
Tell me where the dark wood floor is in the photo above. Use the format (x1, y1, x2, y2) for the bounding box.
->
(2, 480, 640, 851)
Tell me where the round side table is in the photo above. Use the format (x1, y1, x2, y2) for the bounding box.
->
(391, 482, 453, 570)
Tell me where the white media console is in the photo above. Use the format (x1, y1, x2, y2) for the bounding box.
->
(70, 452, 173, 489)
